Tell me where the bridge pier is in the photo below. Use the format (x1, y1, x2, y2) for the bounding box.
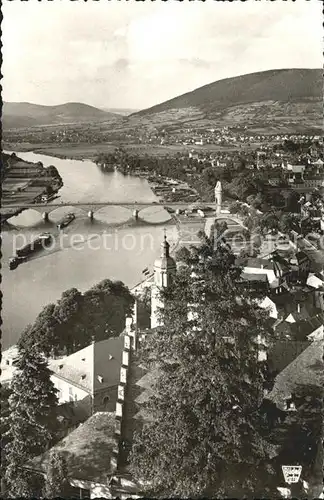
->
(88, 210, 94, 221)
(42, 211, 49, 222)
(133, 209, 139, 221)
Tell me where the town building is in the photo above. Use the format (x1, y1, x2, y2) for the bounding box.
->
(1, 337, 125, 418)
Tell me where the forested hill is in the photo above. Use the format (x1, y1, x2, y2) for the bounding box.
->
(129, 69, 322, 133)
(133, 69, 322, 117)
(3, 102, 121, 129)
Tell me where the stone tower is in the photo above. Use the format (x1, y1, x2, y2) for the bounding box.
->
(151, 235, 176, 329)
(214, 181, 222, 215)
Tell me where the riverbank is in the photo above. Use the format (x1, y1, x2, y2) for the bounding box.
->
(4, 142, 202, 204)
(1, 151, 64, 222)
(3, 141, 242, 161)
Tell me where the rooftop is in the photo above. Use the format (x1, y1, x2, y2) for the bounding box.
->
(268, 340, 324, 410)
(50, 337, 124, 395)
(240, 272, 269, 283)
(290, 313, 324, 340)
(29, 411, 116, 483)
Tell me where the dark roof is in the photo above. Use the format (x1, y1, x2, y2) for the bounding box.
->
(296, 242, 324, 272)
(273, 321, 294, 337)
(268, 340, 311, 373)
(268, 340, 324, 409)
(235, 258, 275, 270)
(290, 313, 324, 340)
(29, 412, 116, 482)
(57, 399, 91, 428)
(286, 309, 311, 322)
(270, 286, 315, 307)
(240, 272, 269, 283)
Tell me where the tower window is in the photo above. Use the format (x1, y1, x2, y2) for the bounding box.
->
(102, 396, 110, 406)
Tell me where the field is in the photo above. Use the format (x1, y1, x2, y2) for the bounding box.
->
(3, 141, 258, 161)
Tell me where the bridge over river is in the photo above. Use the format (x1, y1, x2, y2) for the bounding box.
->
(1, 201, 222, 223)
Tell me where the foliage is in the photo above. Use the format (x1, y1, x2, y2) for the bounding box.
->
(0, 386, 12, 479)
(175, 246, 192, 265)
(259, 211, 280, 235)
(130, 244, 277, 497)
(136, 286, 152, 330)
(279, 213, 301, 234)
(4, 347, 58, 498)
(44, 450, 70, 498)
(19, 279, 134, 357)
(82, 279, 134, 341)
(246, 193, 263, 209)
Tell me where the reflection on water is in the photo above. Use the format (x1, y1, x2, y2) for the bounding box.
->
(2, 151, 177, 349)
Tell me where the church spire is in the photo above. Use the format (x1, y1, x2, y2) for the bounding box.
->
(151, 231, 177, 329)
(161, 230, 170, 258)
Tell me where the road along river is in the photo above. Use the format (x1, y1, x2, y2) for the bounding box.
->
(2, 152, 180, 349)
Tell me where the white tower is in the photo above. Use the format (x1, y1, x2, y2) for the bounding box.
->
(215, 181, 222, 215)
(151, 235, 176, 328)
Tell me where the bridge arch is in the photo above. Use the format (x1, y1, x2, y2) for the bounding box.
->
(94, 205, 132, 224)
(45, 205, 87, 222)
(6, 208, 44, 225)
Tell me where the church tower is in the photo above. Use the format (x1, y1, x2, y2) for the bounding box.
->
(151, 234, 176, 329)
(215, 181, 222, 215)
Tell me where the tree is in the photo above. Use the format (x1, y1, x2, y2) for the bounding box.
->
(0, 385, 12, 489)
(279, 213, 301, 235)
(175, 246, 192, 265)
(137, 286, 151, 330)
(260, 212, 280, 235)
(82, 279, 134, 341)
(53, 288, 86, 354)
(130, 246, 277, 497)
(4, 347, 58, 497)
(44, 450, 69, 498)
(247, 193, 263, 210)
(229, 201, 242, 215)
(19, 303, 61, 357)
(18, 280, 134, 357)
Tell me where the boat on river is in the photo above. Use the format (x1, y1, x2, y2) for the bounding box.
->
(9, 232, 53, 270)
(57, 212, 75, 230)
(9, 256, 26, 270)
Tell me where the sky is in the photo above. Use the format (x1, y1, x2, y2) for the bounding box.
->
(2, 0, 322, 111)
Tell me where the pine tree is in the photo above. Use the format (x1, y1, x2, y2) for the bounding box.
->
(130, 244, 278, 498)
(4, 346, 58, 497)
(44, 450, 69, 498)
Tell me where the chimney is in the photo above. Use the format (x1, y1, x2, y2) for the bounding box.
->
(297, 303, 301, 314)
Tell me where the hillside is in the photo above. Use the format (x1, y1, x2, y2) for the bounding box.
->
(130, 69, 323, 133)
(3, 102, 121, 129)
(103, 107, 140, 116)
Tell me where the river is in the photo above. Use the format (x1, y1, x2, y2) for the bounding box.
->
(2, 152, 178, 349)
